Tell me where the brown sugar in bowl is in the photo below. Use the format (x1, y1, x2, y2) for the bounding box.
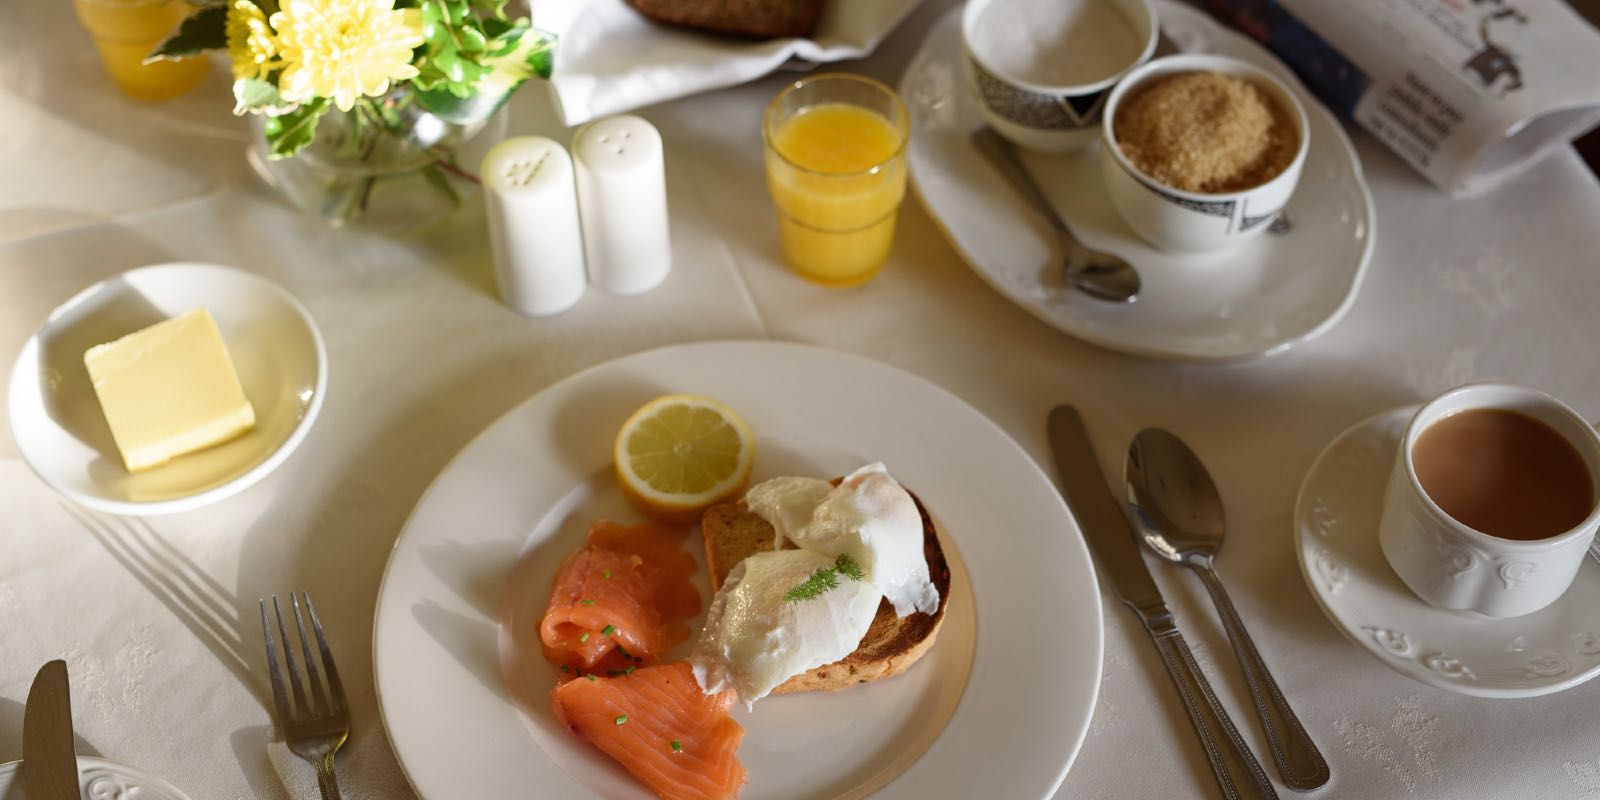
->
(1098, 54, 1310, 252)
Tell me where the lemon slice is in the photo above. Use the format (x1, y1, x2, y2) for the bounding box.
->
(614, 394, 755, 522)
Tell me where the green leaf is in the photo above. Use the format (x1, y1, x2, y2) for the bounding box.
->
(231, 78, 285, 115)
(459, 27, 488, 54)
(146, 1, 227, 62)
(263, 98, 329, 159)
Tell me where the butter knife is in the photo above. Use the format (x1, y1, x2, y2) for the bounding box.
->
(1048, 406, 1277, 800)
(23, 660, 79, 800)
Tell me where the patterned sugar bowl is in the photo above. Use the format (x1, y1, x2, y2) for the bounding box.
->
(961, 0, 1157, 153)
(1100, 54, 1309, 252)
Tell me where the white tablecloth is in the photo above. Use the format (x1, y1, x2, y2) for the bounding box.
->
(5, 1, 1600, 798)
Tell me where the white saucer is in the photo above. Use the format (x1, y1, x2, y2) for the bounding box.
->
(7, 263, 328, 516)
(1294, 406, 1600, 698)
(0, 756, 193, 799)
(901, 1, 1375, 362)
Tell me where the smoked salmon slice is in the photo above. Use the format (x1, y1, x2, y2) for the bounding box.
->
(552, 661, 745, 800)
(541, 520, 701, 672)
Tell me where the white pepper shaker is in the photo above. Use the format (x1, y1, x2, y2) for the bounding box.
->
(572, 115, 671, 295)
(481, 136, 587, 317)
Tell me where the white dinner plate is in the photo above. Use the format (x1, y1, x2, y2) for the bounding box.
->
(373, 340, 1104, 799)
(7, 263, 327, 515)
(901, 1, 1375, 362)
(1295, 407, 1600, 698)
(0, 757, 193, 799)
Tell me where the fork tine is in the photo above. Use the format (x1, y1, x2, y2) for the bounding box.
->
(273, 595, 309, 719)
(292, 594, 330, 717)
(260, 598, 293, 728)
(303, 592, 348, 717)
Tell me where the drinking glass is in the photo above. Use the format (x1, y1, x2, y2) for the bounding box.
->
(73, 0, 208, 101)
(763, 74, 910, 286)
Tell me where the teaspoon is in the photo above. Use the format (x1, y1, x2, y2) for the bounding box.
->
(971, 127, 1141, 303)
(1126, 428, 1331, 791)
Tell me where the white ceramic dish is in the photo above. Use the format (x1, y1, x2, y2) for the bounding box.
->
(7, 263, 327, 516)
(902, 0, 1375, 362)
(1100, 53, 1309, 252)
(961, 0, 1157, 152)
(1295, 406, 1600, 698)
(0, 756, 194, 799)
(373, 340, 1104, 799)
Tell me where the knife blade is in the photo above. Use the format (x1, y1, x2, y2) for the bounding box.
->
(1047, 406, 1277, 800)
(22, 660, 79, 800)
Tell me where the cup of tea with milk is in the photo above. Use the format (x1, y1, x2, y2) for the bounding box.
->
(1379, 384, 1600, 618)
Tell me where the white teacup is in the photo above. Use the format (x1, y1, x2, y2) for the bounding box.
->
(1379, 384, 1600, 618)
(961, 0, 1157, 153)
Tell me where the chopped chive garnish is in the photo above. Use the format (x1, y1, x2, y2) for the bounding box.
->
(603, 569, 612, 579)
(578, 632, 590, 643)
(579, 599, 596, 606)
(602, 624, 617, 636)
(615, 644, 631, 658)
(670, 740, 682, 752)
(586, 674, 597, 682)
(615, 714, 628, 726)
(624, 665, 636, 675)
(559, 664, 570, 673)
(607, 669, 623, 677)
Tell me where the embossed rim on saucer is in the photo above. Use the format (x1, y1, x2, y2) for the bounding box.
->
(1294, 406, 1600, 698)
(900, 0, 1375, 362)
(0, 756, 195, 799)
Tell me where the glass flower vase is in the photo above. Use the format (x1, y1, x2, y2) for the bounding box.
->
(248, 86, 507, 233)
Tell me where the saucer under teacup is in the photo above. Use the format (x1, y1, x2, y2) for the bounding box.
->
(0, 756, 194, 798)
(1295, 406, 1600, 698)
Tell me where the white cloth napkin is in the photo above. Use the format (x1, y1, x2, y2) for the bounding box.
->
(532, 0, 923, 125)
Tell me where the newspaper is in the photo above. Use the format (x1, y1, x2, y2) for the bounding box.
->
(1205, 0, 1600, 196)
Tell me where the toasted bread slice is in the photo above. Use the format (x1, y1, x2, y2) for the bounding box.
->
(624, 0, 826, 40)
(700, 488, 951, 694)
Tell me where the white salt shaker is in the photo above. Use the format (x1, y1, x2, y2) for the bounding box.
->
(481, 136, 587, 317)
(572, 115, 671, 295)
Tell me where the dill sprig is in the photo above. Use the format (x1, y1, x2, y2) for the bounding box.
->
(784, 554, 866, 603)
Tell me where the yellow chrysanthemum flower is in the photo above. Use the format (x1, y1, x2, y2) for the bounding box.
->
(271, 0, 424, 112)
(226, 0, 279, 81)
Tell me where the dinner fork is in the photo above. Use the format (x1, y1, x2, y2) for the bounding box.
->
(262, 593, 350, 800)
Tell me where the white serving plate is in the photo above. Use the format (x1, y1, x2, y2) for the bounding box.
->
(902, 1, 1375, 362)
(373, 340, 1104, 799)
(7, 263, 326, 515)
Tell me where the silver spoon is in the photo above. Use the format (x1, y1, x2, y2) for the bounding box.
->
(1126, 428, 1331, 792)
(971, 127, 1141, 303)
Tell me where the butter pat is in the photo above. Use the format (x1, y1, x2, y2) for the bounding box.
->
(84, 308, 256, 472)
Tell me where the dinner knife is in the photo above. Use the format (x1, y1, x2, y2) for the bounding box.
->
(1047, 406, 1277, 800)
(23, 659, 80, 800)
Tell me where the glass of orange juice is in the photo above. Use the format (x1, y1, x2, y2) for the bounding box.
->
(764, 74, 910, 287)
(73, 0, 209, 101)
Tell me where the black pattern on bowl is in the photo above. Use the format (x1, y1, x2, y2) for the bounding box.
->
(966, 53, 1108, 131)
(1240, 208, 1281, 232)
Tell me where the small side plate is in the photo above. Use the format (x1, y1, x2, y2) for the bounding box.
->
(0, 756, 194, 799)
(7, 263, 327, 516)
